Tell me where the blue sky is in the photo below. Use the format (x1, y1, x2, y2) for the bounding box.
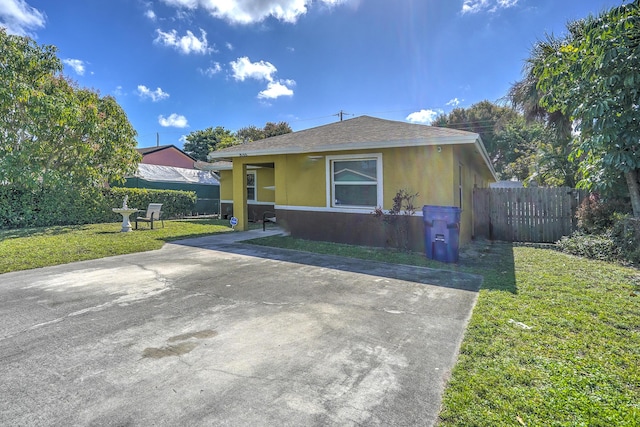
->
(1, 0, 626, 148)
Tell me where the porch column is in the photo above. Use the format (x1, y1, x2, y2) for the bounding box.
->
(232, 160, 248, 231)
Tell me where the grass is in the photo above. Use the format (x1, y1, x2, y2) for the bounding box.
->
(0, 219, 233, 273)
(1, 225, 638, 424)
(246, 236, 640, 426)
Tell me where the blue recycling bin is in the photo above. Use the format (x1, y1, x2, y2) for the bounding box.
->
(423, 205, 461, 263)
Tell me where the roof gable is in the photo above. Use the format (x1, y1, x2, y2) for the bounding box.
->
(137, 144, 196, 161)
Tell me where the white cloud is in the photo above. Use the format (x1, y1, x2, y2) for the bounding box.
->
(154, 28, 211, 54)
(497, 0, 518, 7)
(114, 86, 124, 96)
(446, 98, 461, 107)
(406, 109, 440, 125)
(199, 62, 222, 77)
(461, 0, 517, 14)
(258, 81, 294, 99)
(0, 0, 45, 36)
(158, 113, 189, 128)
(62, 59, 85, 76)
(230, 56, 295, 100)
(226, 42, 233, 50)
(145, 9, 157, 20)
(162, 0, 198, 8)
(159, 0, 348, 25)
(230, 56, 277, 82)
(137, 85, 170, 101)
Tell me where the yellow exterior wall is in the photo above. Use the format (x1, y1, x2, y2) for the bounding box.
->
(254, 168, 275, 203)
(219, 170, 233, 200)
(275, 153, 326, 207)
(219, 166, 276, 203)
(224, 146, 495, 240)
(380, 145, 455, 209)
(453, 144, 495, 244)
(222, 147, 493, 211)
(272, 147, 458, 209)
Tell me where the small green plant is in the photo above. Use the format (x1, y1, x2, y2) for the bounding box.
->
(373, 189, 418, 252)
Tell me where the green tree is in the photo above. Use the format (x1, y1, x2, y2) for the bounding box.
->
(535, 1, 640, 217)
(236, 121, 292, 143)
(433, 101, 524, 180)
(263, 121, 292, 138)
(493, 118, 548, 184)
(236, 125, 264, 143)
(188, 121, 292, 160)
(0, 29, 139, 189)
(508, 35, 579, 187)
(184, 126, 238, 160)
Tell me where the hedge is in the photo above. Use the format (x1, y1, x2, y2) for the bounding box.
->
(108, 187, 196, 221)
(0, 185, 196, 229)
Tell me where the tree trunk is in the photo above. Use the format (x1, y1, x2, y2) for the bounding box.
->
(626, 169, 640, 218)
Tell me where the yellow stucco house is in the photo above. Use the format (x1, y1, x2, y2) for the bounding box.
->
(209, 116, 496, 251)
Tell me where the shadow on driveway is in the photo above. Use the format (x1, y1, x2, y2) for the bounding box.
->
(172, 233, 483, 293)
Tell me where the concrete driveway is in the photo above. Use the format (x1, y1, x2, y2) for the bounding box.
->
(0, 230, 482, 426)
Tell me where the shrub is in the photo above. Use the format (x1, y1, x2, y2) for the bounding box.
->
(610, 214, 640, 265)
(0, 185, 37, 228)
(0, 185, 197, 229)
(373, 189, 418, 252)
(576, 193, 630, 234)
(558, 215, 640, 265)
(557, 231, 620, 262)
(109, 187, 196, 220)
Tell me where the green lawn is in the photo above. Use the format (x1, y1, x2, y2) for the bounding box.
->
(0, 219, 233, 273)
(1, 225, 638, 425)
(247, 236, 640, 426)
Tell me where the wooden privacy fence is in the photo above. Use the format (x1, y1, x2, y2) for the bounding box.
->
(473, 187, 584, 243)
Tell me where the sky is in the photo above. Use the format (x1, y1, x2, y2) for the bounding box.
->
(0, 0, 627, 149)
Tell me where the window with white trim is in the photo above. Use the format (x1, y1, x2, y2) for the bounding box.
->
(247, 171, 256, 201)
(329, 154, 382, 208)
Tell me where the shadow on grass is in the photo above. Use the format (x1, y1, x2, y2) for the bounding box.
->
(458, 240, 517, 293)
(0, 224, 88, 240)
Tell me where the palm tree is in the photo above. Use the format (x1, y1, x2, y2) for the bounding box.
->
(507, 35, 578, 187)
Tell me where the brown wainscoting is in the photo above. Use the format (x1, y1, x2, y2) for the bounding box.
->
(220, 203, 276, 222)
(248, 204, 276, 223)
(276, 209, 426, 252)
(220, 203, 233, 219)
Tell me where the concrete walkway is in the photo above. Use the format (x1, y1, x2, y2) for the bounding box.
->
(0, 229, 482, 426)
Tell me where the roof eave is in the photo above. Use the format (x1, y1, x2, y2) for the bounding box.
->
(208, 135, 480, 160)
(474, 136, 498, 181)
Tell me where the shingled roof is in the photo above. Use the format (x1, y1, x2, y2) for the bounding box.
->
(137, 144, 196, 161)
(209, 116, 482, 160)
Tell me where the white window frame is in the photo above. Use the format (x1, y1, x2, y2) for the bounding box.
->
(246, 170, 256, 202)
(325, 153, 383, 210)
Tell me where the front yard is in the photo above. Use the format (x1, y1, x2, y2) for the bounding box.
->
(1, 224, 638, 425)
(0, 219, 233, 273)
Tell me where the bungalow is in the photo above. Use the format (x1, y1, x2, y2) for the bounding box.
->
(209, 116, 497, 251)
